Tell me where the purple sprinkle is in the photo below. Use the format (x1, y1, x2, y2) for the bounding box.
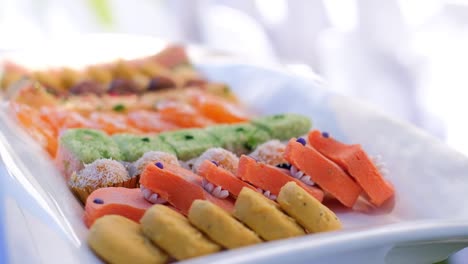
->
(155, 162, 164, 169)
(93, 198, 104, 204)
(296, 137, 306, 146)
(322, 132, 329, 138)
(211, 160, 219, 166)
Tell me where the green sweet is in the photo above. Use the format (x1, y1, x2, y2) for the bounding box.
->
(112, 134, 176, 162)
(60, 113, 312, 164)
(60, 129, 122, 163)
(206, 123, 271, 155)
(251, 113, 312, 140)
(158, 129, 222, 161)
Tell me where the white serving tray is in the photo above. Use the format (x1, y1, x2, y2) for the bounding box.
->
(1, 34, 468, 264)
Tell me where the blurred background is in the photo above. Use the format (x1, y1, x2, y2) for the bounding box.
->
(1, 0, 468, 262)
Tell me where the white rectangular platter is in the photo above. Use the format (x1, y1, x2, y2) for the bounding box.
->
(1, 34, 468, 264)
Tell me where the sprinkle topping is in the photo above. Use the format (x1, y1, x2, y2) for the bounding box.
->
(290, 165, 315, 186)
(296, 137, 306, 146)
(112, 104, 125, 112)
(211, 160, 219, 166)
(201, 179, 229, 199)
(155, 162, 164, 169)
(133, 151, 179, 176)
(322, 132, 329, 138)
(93, 198, 104, 204)
(256, 188, 277, 200)
(140, 185, 167, 204)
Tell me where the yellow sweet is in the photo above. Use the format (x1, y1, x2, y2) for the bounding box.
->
(277, 182, 342, 233)
(233, 187, 305, 241)
(188, 200, 262, 249)
(88, 215, 167, 264)
(140, 204, 221, 260)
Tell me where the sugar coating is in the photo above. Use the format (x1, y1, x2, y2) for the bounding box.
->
(133, 151, 180, 176)
(69, 159, 130, 189)
(191, 148, 239, 175)
(249, 140, 287, 166)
